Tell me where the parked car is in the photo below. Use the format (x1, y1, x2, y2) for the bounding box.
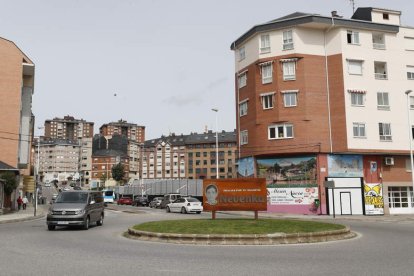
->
(160, 193, 181, 209)
(117, 196, 133, 205)
(132, 195, 149, 207)
(149, 197, 163, 208)
(166, 197, 203, 214)
(44, 182, 51, 187)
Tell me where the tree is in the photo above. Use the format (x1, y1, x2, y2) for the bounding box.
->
(0, 172, 18, 195)
(111, 163, 125, 184)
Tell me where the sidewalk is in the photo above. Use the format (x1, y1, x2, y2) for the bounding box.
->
(218, 211, 414, 223)
(0, 205, 47, 224)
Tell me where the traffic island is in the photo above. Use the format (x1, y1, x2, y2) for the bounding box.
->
(126, 219, 356, 245)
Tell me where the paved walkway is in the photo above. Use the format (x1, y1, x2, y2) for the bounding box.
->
(0, 205, 47, 224)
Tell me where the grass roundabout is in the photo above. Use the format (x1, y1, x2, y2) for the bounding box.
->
(132, 218, 345, 234)
(127, 219, 354, 245)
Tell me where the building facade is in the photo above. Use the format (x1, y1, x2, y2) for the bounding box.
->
(0, 37, 35, 208)
(44, 115, 94, 140)
(142, 130, 238, 180)
(99, 119, 145, 143)
(34, 139, 80, 183)
(231, 7, 414, 215)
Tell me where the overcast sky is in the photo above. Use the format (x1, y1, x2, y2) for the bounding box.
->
(1, 0, 413, 139)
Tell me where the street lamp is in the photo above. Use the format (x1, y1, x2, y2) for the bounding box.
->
(405, 90, 414, 204)
(212, 108, 219, 179)
(34, 126, 44, 216)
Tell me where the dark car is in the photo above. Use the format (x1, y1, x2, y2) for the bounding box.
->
(132, 195, 149, 207)
(149, 197, 163, 208)
(117, 196, 133, 205)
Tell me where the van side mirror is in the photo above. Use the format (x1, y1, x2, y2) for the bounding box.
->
(90, 200, 95, 205)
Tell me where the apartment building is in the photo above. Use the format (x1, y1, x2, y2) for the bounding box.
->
(231, 7, 414, 215)
(79, 137, 92, 185)
(99, 119, 145, 143)
(44, 115, 94, 140)
(91, 150, 129, 184)
(142, 130, 237, 180)
(34, 139, 80, 183)
(0, 37, 35, 208)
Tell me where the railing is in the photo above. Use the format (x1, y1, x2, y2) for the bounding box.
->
(375, 73, 387, 80)
(373, 43, 385, 50)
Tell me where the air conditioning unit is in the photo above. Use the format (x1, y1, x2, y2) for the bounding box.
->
(385, 157, 394, 166)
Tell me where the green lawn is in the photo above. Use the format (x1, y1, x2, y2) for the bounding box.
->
(132, 219, 345, 235)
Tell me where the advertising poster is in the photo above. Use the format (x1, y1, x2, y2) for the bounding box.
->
(237, 157, 255, 177)
(203, 178, 267, 211)
(257, 156, 317, 186)
(267, 187, 318, 205)
(328, 154, 363, 177)
(364, 183, 384, 215)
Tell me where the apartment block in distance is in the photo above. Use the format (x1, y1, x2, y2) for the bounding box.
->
(142, 130, 237, 180)
(44, 115, 94, 140)
(0, 37, 35, 208)
(231, 7, 414, 215)
(99, 119, 145, 143)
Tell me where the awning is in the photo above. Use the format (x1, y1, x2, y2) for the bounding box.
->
(281, 90, 299, 94)
(347, 89, 366, 94)
(260, 92, 276, 97)
(238, 69, 248, 76)
(279, 58, 299, 63)
(258, 61, 273, 66)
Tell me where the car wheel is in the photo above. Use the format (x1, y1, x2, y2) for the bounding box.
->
(83, 216, 90, 230)
(96, 214, 104, 226)
(166, 206, 170, 213)
(181, 207, 187, 214)
(48, 225, 55, 231)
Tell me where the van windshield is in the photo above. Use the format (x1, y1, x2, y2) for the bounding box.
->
(55, 192, 88, 203)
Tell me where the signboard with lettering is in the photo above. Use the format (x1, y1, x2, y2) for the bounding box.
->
(364, 183, 384, 215)
(203, 178, 267, 211)
(267, 187, 318, 205)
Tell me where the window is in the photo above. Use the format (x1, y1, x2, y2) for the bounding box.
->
(388, 187, 414, 208)
(240, 130, 248, 145)
(374, 61, 387, 80)
(383, 13, 389, 20)
(283, 91, 297, 107)
(407, 66, 414, 80)
(353, 123, 366, 138)
(347, 60, 363, 75)
(372, 33, 385, 49)
(350, 92, 364, 106)
(377, 92, 390, 110)
(239, 46, 245, 61)
(410, 96, 414, 109)
(347, 30, 360, 44)
(239, 100, 248, 116)
(283, 30, 293, 50)
(261, 93, 274, 109)
(268, 124, 293, 139)
(379, 123, 392, 141)
(282, 61, 296, 80)
(261, 63, 273, 84)
(260, 34, 270, 53)
(238, 71, 247, 88)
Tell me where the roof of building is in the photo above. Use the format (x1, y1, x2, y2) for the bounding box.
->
(0, 37, 34, 65)
(39, 138, 80, 146)
(45, 115, 93, 124)
(230, 7, 400, 50)
(144, 130, 237, 148)
(0, 161, 18, 171)
(99, 119, 145, 129)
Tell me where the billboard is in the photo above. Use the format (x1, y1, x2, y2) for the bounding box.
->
(267, 187, 318, 205)
(203, 178, 267, 211)
(257, 156, 317, 186)
(364, 183, 384, 215)
(328, 154, 363, 177)
(237, 157, 255, 177)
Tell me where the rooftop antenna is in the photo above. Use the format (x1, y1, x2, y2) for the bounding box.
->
(349, 0, 355, 14)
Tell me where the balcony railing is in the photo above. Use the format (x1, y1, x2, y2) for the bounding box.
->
(375, 73, 387, 80)
(373, 43, 386, 50)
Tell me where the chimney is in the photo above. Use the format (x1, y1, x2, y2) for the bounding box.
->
(331, 11, 337, 17)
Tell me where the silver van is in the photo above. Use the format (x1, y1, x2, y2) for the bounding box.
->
(160, 193, 181, 209)
(46, 190, 104, 231)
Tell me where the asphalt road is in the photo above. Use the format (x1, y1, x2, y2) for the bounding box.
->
(1, 205, 414, 276)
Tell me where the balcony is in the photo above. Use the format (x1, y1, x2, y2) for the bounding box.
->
(374, 62, 387, 80)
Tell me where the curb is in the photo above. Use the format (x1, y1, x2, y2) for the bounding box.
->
(0, 212, 46, 224)
(127, 226, 356, 245)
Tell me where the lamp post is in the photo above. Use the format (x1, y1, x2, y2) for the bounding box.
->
(212, 108, 219, 179)
(34, 126, 44, 216)
(405, 90, 414, 206)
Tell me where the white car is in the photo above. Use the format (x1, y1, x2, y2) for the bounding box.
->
(166, 197, 203, 214)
